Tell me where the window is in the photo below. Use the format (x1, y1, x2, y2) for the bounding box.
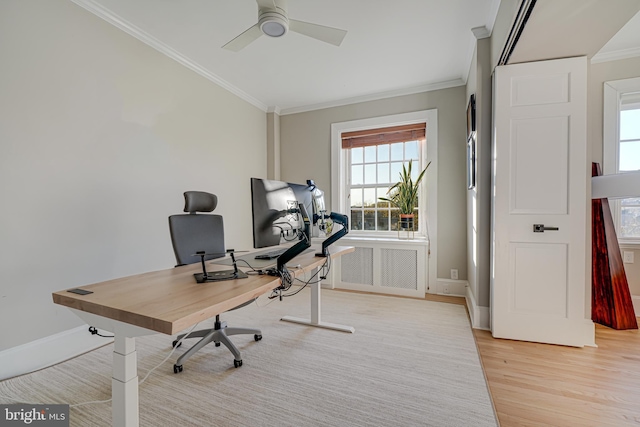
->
(330, 110, 437, 239)
(343, 124, 425, 232)
(603, 78, 640, 243)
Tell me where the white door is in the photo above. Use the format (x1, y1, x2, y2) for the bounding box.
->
(492, 56, 595, 347)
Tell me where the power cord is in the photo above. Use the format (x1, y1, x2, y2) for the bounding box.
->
(88, 326, 114, 338)
(0, 322, 201, 408)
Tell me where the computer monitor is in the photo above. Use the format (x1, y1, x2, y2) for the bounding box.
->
(250, 177, 306, 249)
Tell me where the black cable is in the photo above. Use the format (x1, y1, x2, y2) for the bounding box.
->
(282, 256, 331, 298)
(88, 326, 114, 338)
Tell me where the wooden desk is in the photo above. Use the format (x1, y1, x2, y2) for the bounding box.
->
(52, 245, 353, 427)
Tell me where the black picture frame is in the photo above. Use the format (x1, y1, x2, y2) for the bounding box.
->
(467, 133, 476, 190)
(466, 94, 476, 190)
(466, 94, 476, 140)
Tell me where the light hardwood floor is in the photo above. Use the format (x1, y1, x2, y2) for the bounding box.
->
(474, 322, 640, 427)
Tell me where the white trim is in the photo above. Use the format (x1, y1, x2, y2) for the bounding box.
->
(435, 278, 467, 297)
(591, 46, 640, 64)
(70, 0, 268, 112)
(465, 286, 490, 330)
(0, 325, 112, 380)
(267, 106, 281, 115)
(331, 110, 438, 291)
(281, 81, 463, 115)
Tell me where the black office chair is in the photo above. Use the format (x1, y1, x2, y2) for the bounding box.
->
(169, 191, 262, 372)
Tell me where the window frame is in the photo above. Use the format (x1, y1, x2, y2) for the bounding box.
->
(330, 109, 438, 239)
(603, 77, 640, 245)
(346, 139, 425, 235)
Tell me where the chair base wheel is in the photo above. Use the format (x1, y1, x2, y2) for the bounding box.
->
(254, 334, 262, 341)
(172, 340, 182, 348)
(234, 359, 242, 368)
(173, 364, 183, 374)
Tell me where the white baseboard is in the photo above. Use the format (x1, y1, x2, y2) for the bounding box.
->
(0, 325, 112, 380)
(434, 278, 467, 297)
(465, 287, 490, 330)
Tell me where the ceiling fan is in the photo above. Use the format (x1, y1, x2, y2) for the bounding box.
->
(222, 0, 347, 52)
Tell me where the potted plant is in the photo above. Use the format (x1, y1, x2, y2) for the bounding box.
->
(379, 160, 430, 233)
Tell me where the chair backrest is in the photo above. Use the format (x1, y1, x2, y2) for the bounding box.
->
(169, 191, 225, 266)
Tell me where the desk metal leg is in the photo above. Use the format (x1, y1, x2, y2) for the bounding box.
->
(281, 268, 354, 333)
(112, 335, 139, 427)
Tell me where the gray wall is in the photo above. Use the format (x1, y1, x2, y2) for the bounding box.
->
(279, 88, 468, 281)
(0, 0, 266, 351)
(466, 36, 493, 310)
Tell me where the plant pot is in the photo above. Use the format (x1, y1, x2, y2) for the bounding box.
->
(399, 214, 414, 230)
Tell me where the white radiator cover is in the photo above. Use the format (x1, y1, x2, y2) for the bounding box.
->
(332, 237, 428, 297)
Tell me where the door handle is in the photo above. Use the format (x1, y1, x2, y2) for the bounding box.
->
(533, 224, 559, 233)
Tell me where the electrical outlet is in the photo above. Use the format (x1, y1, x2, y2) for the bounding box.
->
(451, 269, 458, 280)
(443, 285, 450, 294)
(624, 251, 635, 264)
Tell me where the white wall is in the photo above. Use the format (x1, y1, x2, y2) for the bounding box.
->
(0, 0, 266, 353)
(590, 56, 640, 297)
(279, 88, 468, 283)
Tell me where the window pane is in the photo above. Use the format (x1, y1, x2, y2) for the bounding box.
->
(619, 140, 640, 171)
(378, 144, 390, 162)
(351, 164, 363, 185)
(350, 188, 362, 208)
(378, 163, 390, 184)
(621, 109, 640, 140)
(363, 188, 376, 208)
(409, 161, 419, 181)
(390, 162, 403, 182)
(364, 146, 376, 163)
(620, 206, 640, 238)
(364, 164, 377, 184)
(352, 147, 363, 164)
(376, 187, 390, 208)
(351, 210, 362, 230)
(390, 142, 403, 161)
(622, 197, 640, 206)
(364, 209, 375, 230)
(377, 210, 389, 230)
(390, 210, 399, 231)
(406, 141, 419, 160)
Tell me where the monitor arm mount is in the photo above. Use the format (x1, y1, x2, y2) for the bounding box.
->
(306, 179, 349, 258)
(314, 211, 349, 257)
(276, 203, 311, 275)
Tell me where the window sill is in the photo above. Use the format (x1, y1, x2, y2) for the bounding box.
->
(619, 241, 640, 250)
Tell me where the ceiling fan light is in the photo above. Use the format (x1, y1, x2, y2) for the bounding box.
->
(259, 11, 288, 37)
(262, 21, 286, 37)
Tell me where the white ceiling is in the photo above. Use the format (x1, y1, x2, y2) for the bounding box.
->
(72, 0, 500, 114)
(71, 0, 640, 114)
(593, 8, 640, 63)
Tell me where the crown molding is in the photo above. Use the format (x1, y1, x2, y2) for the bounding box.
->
(279, 79, 465, 116)
(591, 46, 640, 64)
(266, 106, 281, 115)
(471, 26, 491, 40)
(70, 0, 268, 112)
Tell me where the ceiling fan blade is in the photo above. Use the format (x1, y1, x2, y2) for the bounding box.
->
(222, 24, 263, 52)
(289, 19, 347, 46)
